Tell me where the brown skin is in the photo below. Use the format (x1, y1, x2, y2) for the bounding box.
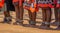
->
(40, 8, 52, 29)
(13, 2, 24, 21)
(51, 8, 58, 26)
(54, 8, 58, 22)
(53, 8, 60, 30)
(52, 8, 60, 26)
(19, 6, 24, 20)
(2, 8, 12, 24)
(4, 11, 11, 17)
(42, 8, 51, 22)
(54, 8, 60, 22)
(28, 10, 36, 22)
(14, 4, 20, 20)
(13, 2, 24, 25)
(25, 0, 37, 25)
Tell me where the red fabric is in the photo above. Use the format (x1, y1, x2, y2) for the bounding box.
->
(31, 0, 34, 2)
(56, 0, 60, 8)
(29, 0, 38, 12)
(38, 0, 54, 8)
(23, 6, 29, 10)
(19, 0, 24, 6)
(13, 0, 24, 6)
(38, 4, 54, 8)
(24, 0, 38, 13)
(56, 4, 60, 8)
(35, 4, 39, 12)
(13, 0, 18, 3)
(49, 4, 54, 8)
(0, 0, 4, 8)
(38, 4, 49, 8)
(54, 0, 57, 4)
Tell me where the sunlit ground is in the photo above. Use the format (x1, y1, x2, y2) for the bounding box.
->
(0, 8, 60, 33)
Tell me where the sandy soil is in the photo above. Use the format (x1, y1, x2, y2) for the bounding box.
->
(0, 9, 60, 33)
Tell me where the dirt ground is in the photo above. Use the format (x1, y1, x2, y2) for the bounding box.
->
(0, 9, 60, 33)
